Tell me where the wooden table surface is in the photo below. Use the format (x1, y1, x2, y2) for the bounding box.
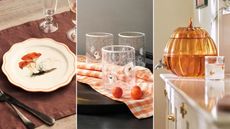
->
(0, 0, 76, 129)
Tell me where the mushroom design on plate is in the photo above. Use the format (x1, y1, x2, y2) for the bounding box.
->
(18, 52, 56, 77)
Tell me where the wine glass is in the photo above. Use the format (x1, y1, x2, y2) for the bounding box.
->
(67, 0, 77, 42)
(39, 0, 58, 33)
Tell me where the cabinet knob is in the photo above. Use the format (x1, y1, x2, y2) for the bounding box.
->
(167, 114, 176, 122)
(180, 103, 187, 118)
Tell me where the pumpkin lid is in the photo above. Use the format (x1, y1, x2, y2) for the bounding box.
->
(170, 19, 209, 39)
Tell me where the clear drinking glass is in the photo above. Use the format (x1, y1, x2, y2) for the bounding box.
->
(205, 56, 225, 80)
(205, 80, 225, 111)
(39, 0, 58, 33)
(86, 32, 113, 63)
(67, 0, 77, 42)
(102, 45, 135, 93)
(118, 31, 145, 66)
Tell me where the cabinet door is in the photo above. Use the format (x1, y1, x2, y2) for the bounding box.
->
(165, 84, 170, 129)
(183, 104, 198, 129)
(165, 90, 170, 129)
(169, 87, 191, 129)
(167, 99, 177, 129)
(173, 91, 193, 129)
(165, 84, 176, 129)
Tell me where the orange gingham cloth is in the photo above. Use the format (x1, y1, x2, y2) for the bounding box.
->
(77, 62, 153, 119)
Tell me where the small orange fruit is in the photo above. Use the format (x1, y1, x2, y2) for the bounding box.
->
(112, 87, 123, 98)
(131, 86, 143, 100)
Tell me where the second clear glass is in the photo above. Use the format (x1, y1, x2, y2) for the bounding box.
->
(205, 56, 225, 80)
(67, 0, 77, 42)
(118, 31, 145, 67)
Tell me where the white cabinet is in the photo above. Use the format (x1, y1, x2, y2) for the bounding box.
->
(161, 74, 230, 129)
(165, 86, 199, 129)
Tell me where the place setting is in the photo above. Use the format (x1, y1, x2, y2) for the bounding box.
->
(0, 38, 76, 129)
(77, 32, 153, 119)
(2, 38, 76, 92)
(0, 0, 76, 129)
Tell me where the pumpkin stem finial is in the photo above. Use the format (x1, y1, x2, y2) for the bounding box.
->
(188, 18, 193, 28)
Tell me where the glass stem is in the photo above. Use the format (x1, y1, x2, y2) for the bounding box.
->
(45, 15, 53, 24)
(74, 26, 77, 34)
(70, 26, 76, 40)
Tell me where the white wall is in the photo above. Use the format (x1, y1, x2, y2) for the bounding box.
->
(219, 14, 230, 73)
(193, 0, 230, 73)
(193, 0, 218, 44)
(77, 0, 153, 55)
(219, 0, 230, 73)
(154, 1, 193, 129)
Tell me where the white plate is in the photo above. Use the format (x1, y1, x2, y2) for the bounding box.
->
(2, 38, 76, 92)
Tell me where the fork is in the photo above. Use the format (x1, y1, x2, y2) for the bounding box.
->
(0, 90, 35, 129)
(0, 90, 55, 126)
(9, 104, 35, 129)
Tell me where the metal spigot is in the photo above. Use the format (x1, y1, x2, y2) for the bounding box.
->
(154, 59, 166, 70)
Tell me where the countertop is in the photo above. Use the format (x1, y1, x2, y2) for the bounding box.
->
(160, 74, 230, 125)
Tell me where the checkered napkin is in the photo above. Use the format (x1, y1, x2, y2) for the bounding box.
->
(77, 62, 153, 119)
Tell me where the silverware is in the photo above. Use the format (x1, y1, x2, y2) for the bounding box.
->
(0, 90, 55, 126)
(9, 104, 35, 129)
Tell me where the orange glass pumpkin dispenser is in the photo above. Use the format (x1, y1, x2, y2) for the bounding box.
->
(163, 19, 217, 77)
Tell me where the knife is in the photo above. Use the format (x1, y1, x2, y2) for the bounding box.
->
(0, 91, 55, 126)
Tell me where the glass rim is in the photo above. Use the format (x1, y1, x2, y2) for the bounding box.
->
(118, 31, 145, 38)
(102, 45, 135, 53)
(86, 32, 113, 37)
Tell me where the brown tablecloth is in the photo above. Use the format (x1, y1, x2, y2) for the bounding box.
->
(0, 11, 76, 129)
